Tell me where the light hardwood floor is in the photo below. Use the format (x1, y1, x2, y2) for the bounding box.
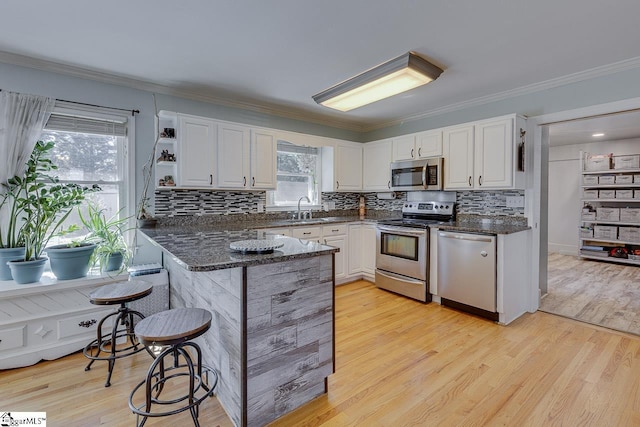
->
(541, 252, 640, 335)
(4, 280, 640, 426)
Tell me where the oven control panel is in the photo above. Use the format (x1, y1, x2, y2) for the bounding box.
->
(402, 201, 455, 216)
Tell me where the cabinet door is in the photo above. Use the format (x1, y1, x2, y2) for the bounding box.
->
(416, 130, 443, 158)
(443, 125, 474, 190)
(348, 224, 363, 275)
(250, 129, 277, 189)
(336, 143, 363, 191)
(217, 123, 250, 188)
(363, 140, 392, 191)
(392, 135, 416, 161)
(178, 115, 216, 187)
(324, 235, 347, 281)
(362, 223, 377, 275)
(475, 118, 513, 189)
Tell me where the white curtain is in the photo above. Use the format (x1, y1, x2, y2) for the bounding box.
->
(0, 91, 55, 183)
(0, 91, 55, 246)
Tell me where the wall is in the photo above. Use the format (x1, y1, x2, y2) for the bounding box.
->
(548, 138, 640, 254)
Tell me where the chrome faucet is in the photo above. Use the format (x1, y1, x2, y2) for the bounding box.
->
(297, 196, 311, 220)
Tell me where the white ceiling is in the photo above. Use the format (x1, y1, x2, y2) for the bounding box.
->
(2, 0, 640, 132)
(548, 110, 640, 146)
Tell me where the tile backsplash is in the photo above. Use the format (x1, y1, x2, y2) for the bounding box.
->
(154, 189, 525, 217)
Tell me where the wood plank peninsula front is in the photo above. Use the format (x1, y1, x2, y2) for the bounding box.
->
(141, 226, 337, 427)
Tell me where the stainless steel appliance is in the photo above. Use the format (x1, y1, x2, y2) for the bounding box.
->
(390, 157, 443, 191)
(437, 231, 498, 321)
(376, 191, 456, 302)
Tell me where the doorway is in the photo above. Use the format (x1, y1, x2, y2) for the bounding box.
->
(536, 109, 640, 334)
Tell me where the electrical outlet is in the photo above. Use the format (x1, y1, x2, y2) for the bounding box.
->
(506, 196, 525, 208)
(257, 202, 264, 213)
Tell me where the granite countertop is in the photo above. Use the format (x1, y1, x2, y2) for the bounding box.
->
(141, 227, 339, 271)
(435, 222, 531, 235)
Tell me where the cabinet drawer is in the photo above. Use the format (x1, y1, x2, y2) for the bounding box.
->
(292, 226, 321, 239)
(58, 309, 114, 339)
(322, 224, 347, 236)
(0, 325, 26, 351)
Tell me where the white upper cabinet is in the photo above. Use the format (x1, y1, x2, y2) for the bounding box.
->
(474, 117, 513, 189)
(392, 130, 442, 161)
(178, 114, 216, 188)
(250, 129, 277, 189)
(443, 124, 475, 189)
(392, 135, 416, 161)
(443, 115, 525, 190)
(416, 130, 443, 158)
(322, 141, 363, 192)
(217, 123, 250, 188)
(363, 139, 392, 191)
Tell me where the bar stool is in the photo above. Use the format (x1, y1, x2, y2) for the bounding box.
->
(83, 281, 154, 387)
(128, 308, 218, 427)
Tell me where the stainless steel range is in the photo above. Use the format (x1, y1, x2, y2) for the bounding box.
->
(375, 191, 456, 302)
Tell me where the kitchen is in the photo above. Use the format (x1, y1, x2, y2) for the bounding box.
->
(3, 1, 640, 426)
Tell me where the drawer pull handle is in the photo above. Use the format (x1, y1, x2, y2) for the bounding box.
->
(252, 177, 255, 186)
(303, 232, 311, 235)
(78, 319, 97, 328)
(243, 176, 247, 186)
(332, 229, 339, 232)
(411, 148, 414, 158)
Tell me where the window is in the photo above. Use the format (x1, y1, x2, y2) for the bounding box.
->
(39, 104, 134, 244)
(267, 142, 321, 209)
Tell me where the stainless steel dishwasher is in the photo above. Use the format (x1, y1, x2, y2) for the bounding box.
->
(437, 231, 497, 320)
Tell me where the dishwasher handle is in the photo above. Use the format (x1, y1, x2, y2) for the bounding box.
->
(438, 232, 494, 243)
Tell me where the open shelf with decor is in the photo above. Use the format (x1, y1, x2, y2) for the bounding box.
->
(579, 152, 640, 265)
(155, 111, 178, 188)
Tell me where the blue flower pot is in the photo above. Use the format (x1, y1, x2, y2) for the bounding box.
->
(7, 257, 47, 284)
(0, 247, 26, 280)
(46, 243, 96, 280)
(106, 252, 124, 272)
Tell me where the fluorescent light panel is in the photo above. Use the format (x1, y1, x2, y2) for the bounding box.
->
(313, 52, 443, 112)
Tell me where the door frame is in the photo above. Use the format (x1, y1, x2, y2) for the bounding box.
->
(527, 96, 640, 310)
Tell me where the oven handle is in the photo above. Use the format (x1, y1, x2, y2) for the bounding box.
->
(377, 225, 427, 236)
(438, 232, 493, 243)
(376, 269, 426, 285)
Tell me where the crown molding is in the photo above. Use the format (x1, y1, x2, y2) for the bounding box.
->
(0, 51, 366, 133)
(3, 50, 640, 136)
(361, 56, 640, 132)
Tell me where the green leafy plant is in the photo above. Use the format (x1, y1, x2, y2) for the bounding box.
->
(13, 140, 100, 261)
(79, 202, 131, 272)
(0, 176, 26, 249)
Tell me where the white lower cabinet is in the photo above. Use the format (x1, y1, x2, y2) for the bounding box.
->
(347, 222, 376, 282)
(348, 224, 363, 276)
(361, 223, 377, 277)
(0, 278, 127, 370)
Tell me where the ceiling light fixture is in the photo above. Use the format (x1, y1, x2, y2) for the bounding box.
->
(592, 133, 605, 137)
(312, 51, 444, 112)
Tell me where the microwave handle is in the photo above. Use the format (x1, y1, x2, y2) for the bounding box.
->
(421, 164, 427, 189)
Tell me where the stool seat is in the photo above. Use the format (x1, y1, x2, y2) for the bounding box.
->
(135, 308, 212, 346)
(89, 281, 153, 305)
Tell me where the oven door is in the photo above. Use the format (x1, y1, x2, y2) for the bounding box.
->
(376, 225, 428, 281)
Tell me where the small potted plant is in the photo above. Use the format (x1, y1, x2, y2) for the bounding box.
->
(7, 141, 100, 284)
(79, 203, 131, 273)
(0, 177, 27, 280)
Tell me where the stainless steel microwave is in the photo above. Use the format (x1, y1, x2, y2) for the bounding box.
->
(390, 158, 443, 191)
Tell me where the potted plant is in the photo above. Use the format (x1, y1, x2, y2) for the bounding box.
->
(0, 177, 27, 280)
(79, 203, 131, 273)
(7, 141, 100, 284)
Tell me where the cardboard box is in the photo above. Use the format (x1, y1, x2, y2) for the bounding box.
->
(582, 212, 596, 221)
(615, 175, 634, 184)
(598, 190, 615, 199)
(594, 225, 617, 240)
(580, 227, 594, 238)
(583, 189, 598, 199)
(598, 175, 615, 185)
(596, 207, 620, 221)
(584, 154, 612, 171)
(616, 190, 634, 199)
(618, 227, 640, 242)
(620, 208, 640, 223)
(582, 175, 598, 185)
(614, 155, 640, 170)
